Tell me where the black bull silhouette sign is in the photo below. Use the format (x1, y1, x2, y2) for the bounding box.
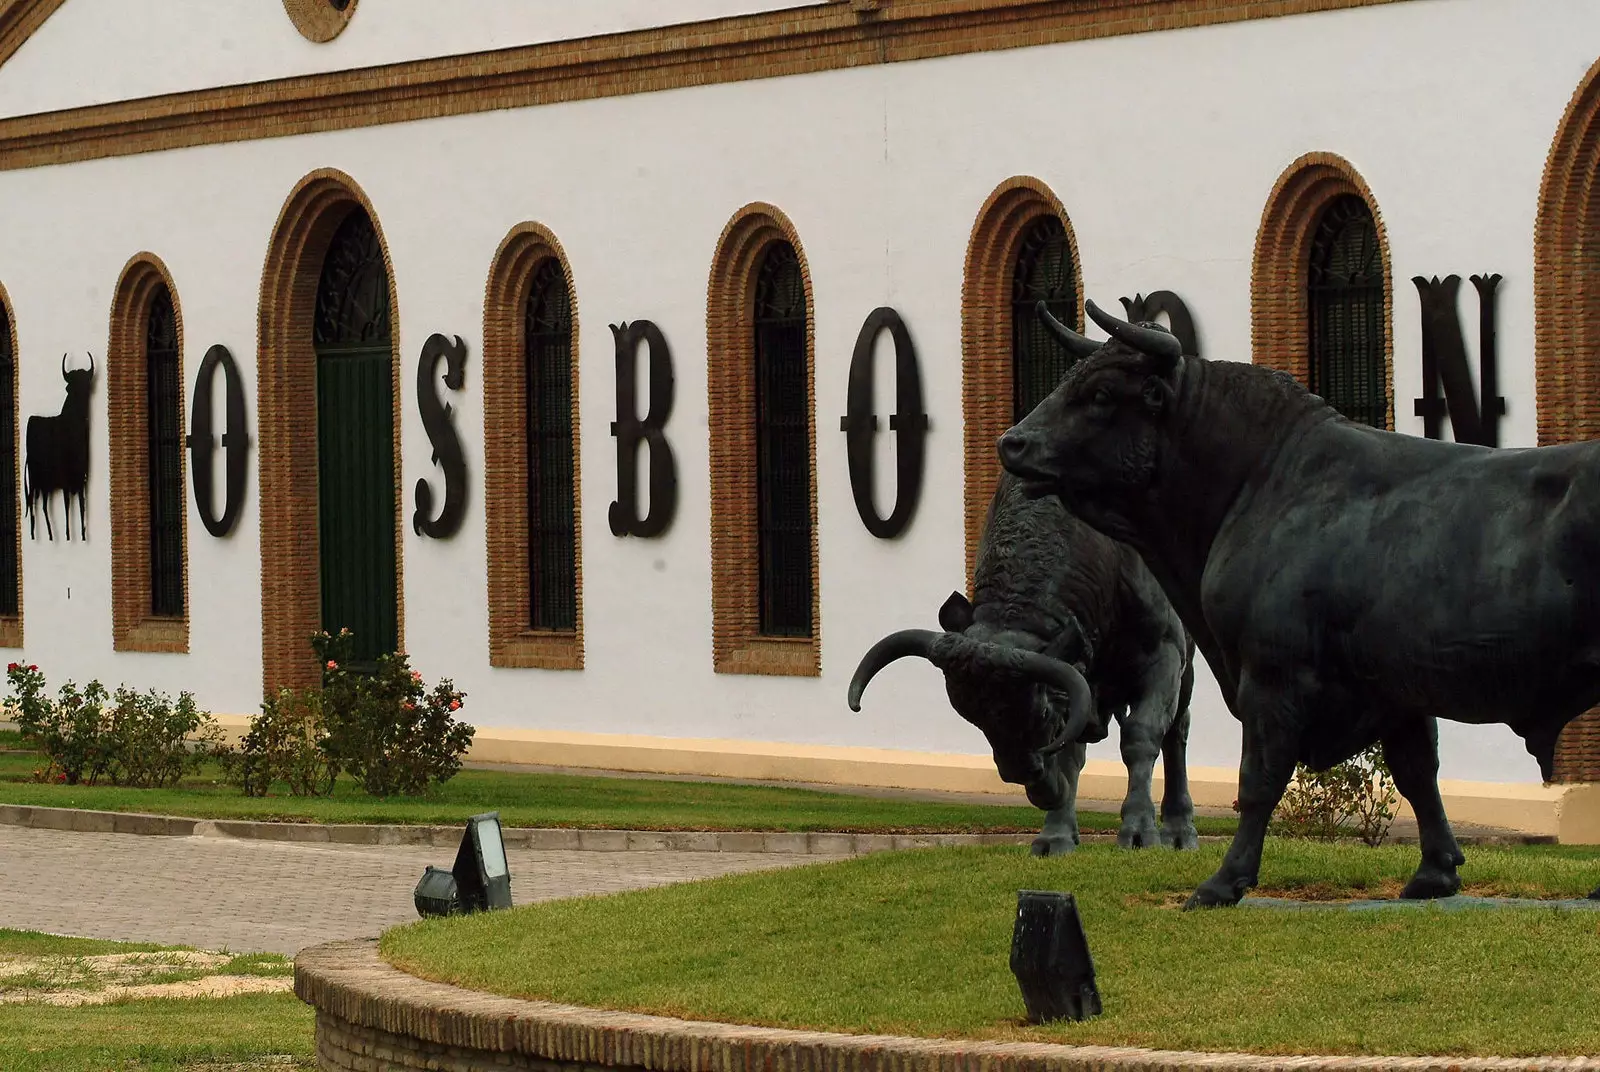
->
(25, 352, 94, 542)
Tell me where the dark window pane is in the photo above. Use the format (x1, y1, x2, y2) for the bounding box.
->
(0, 309, 16, 617)
(1011, 215, 1077, 422)
(314, 208, 397, 665)
(753, 242, 812, 638)
(524, 259, 577, 632)
(145, 286, 184, 618)
(1308, 195, 1388, 429)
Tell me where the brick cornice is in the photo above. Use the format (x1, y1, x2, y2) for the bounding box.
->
(0, 0, 1414, 172)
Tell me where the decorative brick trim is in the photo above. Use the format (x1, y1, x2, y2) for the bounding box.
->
(1535, 55, 1600, 783)
(1250, 151, 1395, 430)
(295, 939, 1595, 1072)
(483, 223, 583, 671)
(257, 169, 403, 695)
(706, 203, 820, 677)
(0, 0, 1416, 174)
(107, 253, 188, 654)
(0, 0, 66, 72)
(960, 176, 1078, 591)
(0, 281, 19, 649)
(282, 0, 357, 44)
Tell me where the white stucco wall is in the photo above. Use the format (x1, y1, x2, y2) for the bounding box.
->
(0, 0, 829, 118)
(0, 0, 1590, 784)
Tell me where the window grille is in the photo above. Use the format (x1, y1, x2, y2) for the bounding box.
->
(1011, 215, 1077, 422)
(0, 310, 15, 617)
(1308, 195, 1388, 428)
(753, 242, 812, 638)
(145, 286, 184, 618)
(524, 259, 577, 632)
(313, 209, 397, 665)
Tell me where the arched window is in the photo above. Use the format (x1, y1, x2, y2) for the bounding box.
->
(1307, 194, 1387, 428)
(0, 299, 17, 632)
(145, 285, 183, 618)
(752, 241, 812, 638)
(1011, 215, 1077, 420)
(524, 258, 576, 633)
(313, 207, 397, 667)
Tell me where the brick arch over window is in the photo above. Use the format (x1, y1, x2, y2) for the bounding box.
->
(1251, 152, 1394, 429)
(482, 222, 583, 670)
(960, 176, 1080, 587)
(108, 253, 188, 653)
(0, 283, 19, 648)
(1535, 55, 1600, 782)
(257, 169, 403, 693)
(706, 202, 819, 676)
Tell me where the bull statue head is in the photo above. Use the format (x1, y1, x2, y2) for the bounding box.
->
(848, 594, 1094, 811)
(999, 301, 1181, 536)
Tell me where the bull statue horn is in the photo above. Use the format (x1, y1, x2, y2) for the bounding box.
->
(1085, 299, 1182, 367)
(60, 353, 68, 380)
(1035, 301, 1101, 360)
(85, 351, 95, 379)
(848, 629, 939, 711)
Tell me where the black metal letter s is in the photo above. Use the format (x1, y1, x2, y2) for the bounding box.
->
(412, 333, 469, 538)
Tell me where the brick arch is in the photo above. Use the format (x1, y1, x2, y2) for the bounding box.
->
(1535, 55, 1600, 782)
(960, 176, 1080, 587)
(1251, 152, 1395, 429)
(0, 281, 18, 648)
(108, 252, 188, 652)
(706, 202, 819, 676)
(257, 168, 403, 693)
(482, 222, 583, 671)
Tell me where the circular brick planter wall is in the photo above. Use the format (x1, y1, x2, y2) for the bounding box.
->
(294, 940, 1595, 1072)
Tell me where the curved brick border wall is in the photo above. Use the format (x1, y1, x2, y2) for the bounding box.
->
(295, 939, 1597, 1072)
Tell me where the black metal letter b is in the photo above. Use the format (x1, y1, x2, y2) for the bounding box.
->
(608, 320, 677, 538)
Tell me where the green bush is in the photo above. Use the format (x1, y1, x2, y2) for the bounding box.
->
(217, 687, 341, 797)
(5, 664, 218, 788)
(312, 629, 475, 798)
(1271, 743, 1398, 846)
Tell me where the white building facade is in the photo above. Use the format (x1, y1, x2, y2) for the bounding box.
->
(0, 0, 1597, 832)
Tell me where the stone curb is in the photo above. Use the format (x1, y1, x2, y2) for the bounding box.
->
(0, 802, 1096, 853)
(294, 939, 1595, 1072)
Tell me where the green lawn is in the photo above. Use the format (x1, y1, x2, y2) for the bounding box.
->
(0, 747, 1238, 836)
(382, 841, 1600, 1057)
(0, 929, 311, 1072)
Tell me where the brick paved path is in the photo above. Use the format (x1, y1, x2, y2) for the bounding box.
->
(0, 826, 846, 954)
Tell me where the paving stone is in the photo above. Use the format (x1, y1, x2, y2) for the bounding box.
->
(0, 825, 847, 955)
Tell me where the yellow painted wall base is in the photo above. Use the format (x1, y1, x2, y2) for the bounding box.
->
(211, 717, 1600, 843)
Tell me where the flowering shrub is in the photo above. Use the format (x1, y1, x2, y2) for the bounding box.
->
(1270, 743, 1399, 846)
(217, 687, 340, 797)
(311, 629, 475, 797)
(5, 663, 218, 788)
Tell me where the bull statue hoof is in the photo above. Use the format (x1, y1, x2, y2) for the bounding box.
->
(1183, 874, 1249, 910)
(1160, 820, 1200, 851)
(1399, 867, 1462, 900)
(1589, 884, 1600, 901)
(1030, 833, 1077, 857)
(1117, 815, 1161, 849)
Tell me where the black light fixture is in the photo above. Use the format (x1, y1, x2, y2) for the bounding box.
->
(1009, 890, 1101, 1024)
(413, 811, 513, 918)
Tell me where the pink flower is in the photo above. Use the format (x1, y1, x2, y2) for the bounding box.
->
(449, 699, 461, 711)
(326, 660, 338, 670)
(411, 671, 422, 682)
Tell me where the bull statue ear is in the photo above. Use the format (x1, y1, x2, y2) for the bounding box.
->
(938, 591, 974, 633)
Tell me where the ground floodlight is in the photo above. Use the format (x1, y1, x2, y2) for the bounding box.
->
(413, 865, 461, 918)
(412, 811, 513, 918)
(1009, 890, 1101, 1023)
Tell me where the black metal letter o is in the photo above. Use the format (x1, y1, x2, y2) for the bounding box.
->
(186, 343, 250, 538)
(840, 308, 928, 539)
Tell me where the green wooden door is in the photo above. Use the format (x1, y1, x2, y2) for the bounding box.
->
(314, 209, 397, 665)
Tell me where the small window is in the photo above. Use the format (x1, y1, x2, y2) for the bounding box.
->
(0, 306, 17, 620)
(752, 241, 812, 638)
(1308, 194, 1387, 428)
(524, 259, 577, 632)
(145, 286, 183, 617)
(1010, 215, 1077, 421)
